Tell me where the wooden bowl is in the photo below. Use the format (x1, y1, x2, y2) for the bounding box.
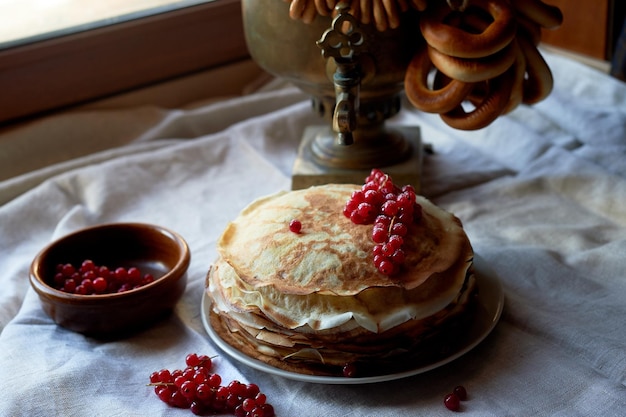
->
(29, 223, 190, 337)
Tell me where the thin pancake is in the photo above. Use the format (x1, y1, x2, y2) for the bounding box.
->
(217, 184, 472, 295)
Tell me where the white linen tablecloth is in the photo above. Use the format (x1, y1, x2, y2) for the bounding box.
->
(0, 51, 625, 416)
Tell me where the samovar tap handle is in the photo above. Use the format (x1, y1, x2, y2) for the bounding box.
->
(316, 3, 364, 146)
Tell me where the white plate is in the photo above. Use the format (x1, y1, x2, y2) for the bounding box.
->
(201, 255, 504, 384)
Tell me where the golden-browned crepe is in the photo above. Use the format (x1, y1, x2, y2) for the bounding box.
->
(206, 184, 477, 376)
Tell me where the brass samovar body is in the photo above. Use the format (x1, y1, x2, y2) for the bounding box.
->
(242, 0, 423, 189)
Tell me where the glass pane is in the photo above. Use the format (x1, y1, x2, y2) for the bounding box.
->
(0, 0, 215, 49)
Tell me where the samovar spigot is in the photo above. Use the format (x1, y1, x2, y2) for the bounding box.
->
(316, 4, 364, 146)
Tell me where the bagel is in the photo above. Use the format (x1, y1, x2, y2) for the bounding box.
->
(404, 46, 475, 113)
(509, 0, 563, 30)
(517, 35, 553, 104)
(382, 0, 402, 29)
(285, 0, 414, 30)
(396, 0, 411, 13)
(502, 40, 526, 114)
(303, 0, 319, 23)
(459, 40, 524, 114)
(348, 0, 362, 21)
(288, 0, 305, 20)
(409, 0, 428, 11)
(440, 63, 515, 130)
(360, 0, 373, 25)
(515, 13, 543, 46)
(314, 0, 333, 15)
(427, 41, 516, 83)
(373, 0, 390, 31)
(420, 0, 517, 59)
(289, 0, 318, 23)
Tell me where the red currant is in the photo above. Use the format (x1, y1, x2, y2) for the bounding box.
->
(342, 362, 358, 377)
(63, 279, 77, 293)
(61, 263, 76, 276)
(157, 369, 172, 382)
(154, 352, 276, 417)
(372, 226, 388, 244)
(342, 169, 423, 276)
(444, 393, 461, 411)
(195, 383, 213, 401)
(127, 267, 142, 283)
(260, 403, 275, 417)
(208, 373, 222, 388)
(382, 200, 399, 216)
(364, 189, 383, 205)
(190, 401, 207, 416)
(52, 260, 157, 294)
(185, 353, 201, 367)
(114, 267, 127, 282)
(453, 385, 467, 401)
(387, 234, 404, 249)
(180, 381, 197, 398)
(288, 219, 302, 233)
(391, 222, 408, 236)
(391, 249, 406, 264)
(357, 202, 376, 221)
(378, 259, 396, 275)
(98, 266, 110, 279)
(242, 398, 256, 412)
(350, 190, 365, 204)
(80, 259, 95, 273)
(255, 392, 267, 405)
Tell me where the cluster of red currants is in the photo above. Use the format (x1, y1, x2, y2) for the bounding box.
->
(343, 169, 422, 275)
(149, 353, 275, 417)
(52, 259, 155, 295)
(444, 385, 468, 412)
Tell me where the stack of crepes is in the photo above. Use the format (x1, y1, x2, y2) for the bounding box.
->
(207, 184, 476, 376)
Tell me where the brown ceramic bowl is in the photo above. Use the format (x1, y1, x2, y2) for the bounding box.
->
(29, 222, 190, 337)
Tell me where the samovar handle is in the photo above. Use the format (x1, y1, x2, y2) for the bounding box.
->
(316, 4, 364, 146)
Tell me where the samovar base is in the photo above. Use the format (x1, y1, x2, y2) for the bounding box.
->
(292, 125, 423, 191)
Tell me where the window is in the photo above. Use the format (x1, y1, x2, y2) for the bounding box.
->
(0, 0, 215, 48)
(0, 0, 248, 125)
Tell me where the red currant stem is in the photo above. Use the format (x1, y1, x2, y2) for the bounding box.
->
(388, 216, 396, 235)
(146, 382, 176, 387)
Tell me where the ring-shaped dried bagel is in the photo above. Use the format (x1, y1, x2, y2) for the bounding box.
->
(427, 41, 516, 83)
(410, 0, 428, 11)
(373, 0, 390, 31)
(302, 0, 319, 23)
(509, 0, 563, 29)
(288, 0, 306, 20)
(315, 0, 333, 15)
(289, 0, 318, 23)
(382, 0, 402, 29)
(404, 46, 475, 113)
(460, 41, 524, 114)
(517, 35, 553, 104)
(440, 64, 515, 130)
(396, 0, 410, 13)
(420, 0, 517, 58)
(348, 0, 362, 20)
(502, 40, 527, 114)
(515, 14, 543, 46)
(360, 0, 373, 24)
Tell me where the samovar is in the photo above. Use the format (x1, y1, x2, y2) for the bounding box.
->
(242, 0, 424, 190)
(241, 0, 562, 190)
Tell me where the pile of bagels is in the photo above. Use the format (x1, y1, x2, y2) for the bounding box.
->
(284, 0, 563, 130)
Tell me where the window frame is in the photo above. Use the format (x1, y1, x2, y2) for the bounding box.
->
(0, 0, 247, 125)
